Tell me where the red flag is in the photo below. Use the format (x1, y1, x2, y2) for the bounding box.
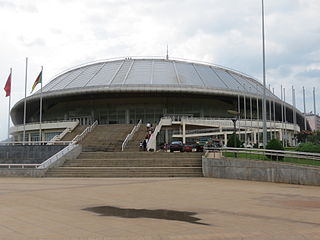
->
(4, 73, 11, 97)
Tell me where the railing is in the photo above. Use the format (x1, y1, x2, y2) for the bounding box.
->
(0, 141, 72, 146)
(0, 121, 96, 170)
(37, 144, 79, 169)
(0, 164, 40, 169)
(121, 120, 142, 151)
(173, 128, 223, 135)
(47, 128, 71, 144)
(147, 118, 169, 151)
(208, 147, 320, 166)
(72, 120, 98, 144)
(47, 120, 80, 144)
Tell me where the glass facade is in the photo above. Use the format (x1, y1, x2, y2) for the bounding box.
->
(28, 96, 237, 125)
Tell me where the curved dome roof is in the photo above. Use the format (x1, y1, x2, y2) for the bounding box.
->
(36, 57, 276, 98)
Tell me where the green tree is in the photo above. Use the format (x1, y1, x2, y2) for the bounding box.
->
(227, 134, 242, 148)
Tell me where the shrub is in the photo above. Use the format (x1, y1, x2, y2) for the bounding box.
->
(307, 131, 320, 145)
(296, 143, 320, 153)
(227, 134, 242, 148)
(266, 139, 284, 160)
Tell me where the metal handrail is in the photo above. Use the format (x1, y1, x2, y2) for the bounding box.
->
(72, 120, 98, 144)
(1, 121, 96, 169)
(212, 147, 320, 163)
(47, 119, 80, 144)
(0, 141, 72, 146)
(37, 143, 78, 169)
(121, 120, 142, 151)
(0, 164, 40, 169)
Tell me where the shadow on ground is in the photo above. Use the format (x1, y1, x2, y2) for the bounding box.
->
(83, 206, 210, 225)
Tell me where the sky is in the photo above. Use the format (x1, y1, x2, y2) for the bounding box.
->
(0, 0, 320, 140)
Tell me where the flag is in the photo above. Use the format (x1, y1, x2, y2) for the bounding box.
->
(31, 70, 42, 93)
(4, 73, 11, 97)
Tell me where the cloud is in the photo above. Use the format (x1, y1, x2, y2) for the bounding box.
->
(18, 36, 46, 47)
(0, 1, 16, 9)
(0, 1, 37, 12)
(296, 69, 320, 78)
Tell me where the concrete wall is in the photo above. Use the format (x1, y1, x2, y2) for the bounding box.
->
(202, 156, 320, 186)
(0, 145, 65, 164)
(0, 168, 46, 177)
(0, 145, 82, 177)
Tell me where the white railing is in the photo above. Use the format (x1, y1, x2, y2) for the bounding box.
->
(0, 141, 72, 146)
(0, 164, 40, 169)
(1, 121, 97, 170)
(212, 147, 320, 163)
(121, 120, 142, 151)
(147, 118, 171, 151)
(72, 120, 98, 144)
(37, 144, 79, 169)
(47, 120, 80, 144)
(47, 128, 71, 144)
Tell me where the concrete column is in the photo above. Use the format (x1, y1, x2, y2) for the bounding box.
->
(165, 129, 169, 144)
(224, 133, 228, 146)
(125, 109, 130, 124)
(182, 122, 186, 144)
(279, 130, 283, 141)
(253, 130, 257, 144)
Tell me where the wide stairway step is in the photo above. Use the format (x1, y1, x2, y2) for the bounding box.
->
(46, 167, 202, 177)
(80, 124, 134, 152)
(45, 152, 203, 178)
(63, 159, 202, 167)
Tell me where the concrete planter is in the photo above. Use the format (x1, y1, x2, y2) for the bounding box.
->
(202, 156, 320, 186)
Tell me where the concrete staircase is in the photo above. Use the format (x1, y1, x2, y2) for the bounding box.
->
(45, 152, 203, 177)
(61, 125, 88, 141)
(124, 125, 148, 152)
(80, 124, 133, 152)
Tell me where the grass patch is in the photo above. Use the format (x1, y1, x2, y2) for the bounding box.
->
(223, 152, 320, 167)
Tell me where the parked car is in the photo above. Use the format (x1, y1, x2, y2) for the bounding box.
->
(183, 144, 193, 152)
(195, 137, 211, 152)
(169, 141, 184, 152)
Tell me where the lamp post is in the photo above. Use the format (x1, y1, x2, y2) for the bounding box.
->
(228, 110, 240, 147)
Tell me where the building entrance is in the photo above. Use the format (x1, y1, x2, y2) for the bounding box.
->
(71, 116, 93, 125)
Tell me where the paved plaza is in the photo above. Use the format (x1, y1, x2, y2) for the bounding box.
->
(0, 177, 319, 240)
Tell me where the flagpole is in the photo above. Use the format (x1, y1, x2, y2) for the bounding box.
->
(261, 0, 268, 148)
(23, 57, 28, 145)
(303, 86, 307, 130)
(7, 68, 12, 140)
(39, 66, 43, 143)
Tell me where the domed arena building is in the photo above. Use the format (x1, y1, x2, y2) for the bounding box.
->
(10, 57, 307, 147)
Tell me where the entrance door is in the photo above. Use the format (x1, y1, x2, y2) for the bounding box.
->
(71, 116, 93, 125)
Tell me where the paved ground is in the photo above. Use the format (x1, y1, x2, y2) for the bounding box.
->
(0, 177, 319, 240)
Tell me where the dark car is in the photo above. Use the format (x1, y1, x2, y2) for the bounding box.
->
(169, 141, 184, 152)
(195, 137, 211, 152)
(183, 144, 193, 152)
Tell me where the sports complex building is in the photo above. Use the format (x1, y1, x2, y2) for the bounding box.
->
(9, 57, 308, 148)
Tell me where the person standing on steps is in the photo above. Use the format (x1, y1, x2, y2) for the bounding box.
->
(142, 139, 147, 151)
